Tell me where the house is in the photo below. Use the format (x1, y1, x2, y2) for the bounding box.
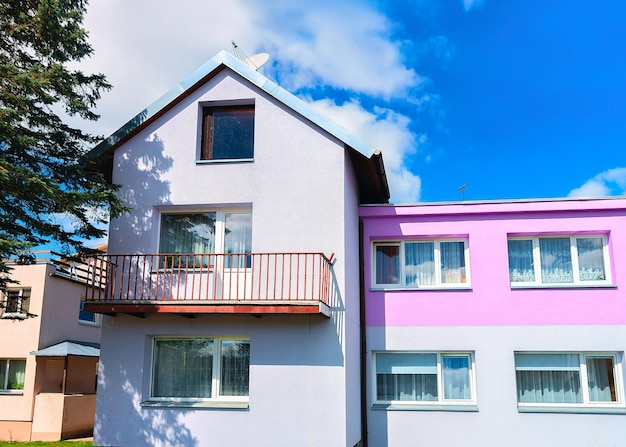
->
(0, 252, 101, 441)
(83, 51, 389, 446)
(360, 198, 626, 446)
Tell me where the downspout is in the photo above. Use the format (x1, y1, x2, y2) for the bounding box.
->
(359, 218, 368, 447)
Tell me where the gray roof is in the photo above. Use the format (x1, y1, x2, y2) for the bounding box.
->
(30, 340, 100, 357)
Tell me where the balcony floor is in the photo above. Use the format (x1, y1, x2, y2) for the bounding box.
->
(83, 301, 331, 317)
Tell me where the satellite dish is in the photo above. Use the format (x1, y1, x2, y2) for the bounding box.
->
(242, 52, 270, 71)
(231, 41, 269, 71)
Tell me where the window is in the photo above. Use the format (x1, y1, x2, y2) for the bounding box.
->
(515, 352, 623, 408)
(158, 210, 252, 268)
(508, 235, 611, 286)
(1, 288, 30, 318)
(0, 359, 26, 393)
(200, 105, 254, 161)
(150, 337, 250, 404)
(374, 352, 475, 405)
(373, 239, 470, 288)
(79, 299, 98, 325)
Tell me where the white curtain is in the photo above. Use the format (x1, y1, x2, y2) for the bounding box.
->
(152, 339, 214, 398)
(515, 354, 581, 403)
(219, 340, 250, 396)
(2, 359, 26, 390)
(405, 242, 435, 286)
(508, 239, 535, 282)
(375, 245, 399, 284)
(540, 238, 573, 283)
(577, 238, 606, 281)
(224, 212, 252, 268)
(440, 241, 466, 284)
(376, 353, 438, 401)
(442, 356, 471, 400)
(587, 357, 616, 402)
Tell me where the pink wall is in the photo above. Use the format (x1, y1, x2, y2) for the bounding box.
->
(360, 198, 626, 327)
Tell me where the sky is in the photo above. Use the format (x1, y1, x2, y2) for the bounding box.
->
(75, 0, 626, 204)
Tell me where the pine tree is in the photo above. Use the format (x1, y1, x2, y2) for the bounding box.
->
(0, 0, 126, 291)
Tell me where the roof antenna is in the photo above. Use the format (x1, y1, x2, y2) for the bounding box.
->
(231, 40, 270, 71)
(457, 183, 468, 201)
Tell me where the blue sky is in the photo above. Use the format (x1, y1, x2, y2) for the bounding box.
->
(77, 0, 626, 204)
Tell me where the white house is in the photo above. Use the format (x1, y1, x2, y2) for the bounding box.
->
(84, 51, 389, 447)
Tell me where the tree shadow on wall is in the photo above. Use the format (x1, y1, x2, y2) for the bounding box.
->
(108, 133, 173, 253)
(94, 353, 198, 447)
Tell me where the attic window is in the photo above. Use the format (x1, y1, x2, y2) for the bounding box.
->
(200, 105, 254, 161)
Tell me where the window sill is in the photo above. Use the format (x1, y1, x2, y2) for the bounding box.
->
(78, 320, 100, 327)
(0, 390, 24, 395)
(196, 158, 254, 164)
(511, 283, 617, 290)
(370, 285, 473, 292)
(372, 403, 478, 412)
(140, 400, 249, 410)
(518, 404, 626, 414)
(0, 313, 27, 320)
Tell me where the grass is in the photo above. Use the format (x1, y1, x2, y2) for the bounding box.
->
(0, 442, 92, 446)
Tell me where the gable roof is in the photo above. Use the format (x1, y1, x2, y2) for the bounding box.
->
(30, 340, 100, 357)
(91, 51, 389, 204)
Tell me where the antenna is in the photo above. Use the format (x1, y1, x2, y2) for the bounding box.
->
(457, 184, 468, 201)
(231, 40, 270, 71)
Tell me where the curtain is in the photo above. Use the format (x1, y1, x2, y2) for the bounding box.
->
(440, 241, 466, 284)
(224, 212, 252, 268)
(540, 238, 573, 283)
(508, 239, 535, 282)
(219, 340, 250, 397)
(515, 354, 581, 403)
(376, 245, 400, 284)
(405, 242, 435, 286)
(7, 359, 26, 390)
(159, 213, 216, 268)
(442, 356, 471, 400)
(152, 339, 213, 398)
(577, 237, 606, 281)
(587, 357, 616, 402)
(376, 353, 438, 401)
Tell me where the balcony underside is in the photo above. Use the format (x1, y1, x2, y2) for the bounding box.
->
(83, 300, 331, 317)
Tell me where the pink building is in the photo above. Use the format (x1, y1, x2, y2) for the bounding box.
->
(360, 198, 626, 446)
(0, 253, 101, 441)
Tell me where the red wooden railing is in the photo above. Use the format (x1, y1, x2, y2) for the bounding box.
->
(83, 253, 333, 306)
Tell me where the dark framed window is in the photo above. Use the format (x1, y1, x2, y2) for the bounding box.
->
(200, 105, 254, 160)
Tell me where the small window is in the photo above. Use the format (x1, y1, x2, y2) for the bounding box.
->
(515, 352, 623, 408)
(0, 359, 26, 393)
(1, 288, 30, 318)
(374, 352, 475, 405)
(373, 239, 470, 288)
(200, 105, 254, 161)
(150, 337, 250, 403)
(508, 235, 611, 286)
(79, 299, 98, 325)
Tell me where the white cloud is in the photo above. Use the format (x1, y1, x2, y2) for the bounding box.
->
(307, 98, 422, 202)
(568, 168, 626, 197)
(462, 0, 485, 12)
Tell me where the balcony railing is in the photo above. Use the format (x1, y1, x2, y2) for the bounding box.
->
(83, 253, 333, 316)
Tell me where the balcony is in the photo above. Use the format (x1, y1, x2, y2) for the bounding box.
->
(82, 252, 334, 316)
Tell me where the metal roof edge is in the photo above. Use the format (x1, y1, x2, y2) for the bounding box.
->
(90, 50, 378, 158)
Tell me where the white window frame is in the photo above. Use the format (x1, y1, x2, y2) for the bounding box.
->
(1, 288, 30, 319)
(372, 238, 471, 289)
(507, 235, 612, 287)
(147, 336, 250, 407)
(0, 358, 26, 394)
(373, 351, 477, 408)
(514, 352, 625, 411)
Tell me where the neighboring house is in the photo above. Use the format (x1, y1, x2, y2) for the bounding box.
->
(83, 51, 389, 447)
(360, 198, 626, 446)
(0, 252, 102, 441)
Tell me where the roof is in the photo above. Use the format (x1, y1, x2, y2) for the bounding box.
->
(30, 340, 100, 357)
(91, 51, 389, 204)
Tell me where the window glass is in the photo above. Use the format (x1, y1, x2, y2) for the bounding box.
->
(442, 355, 472, 400)
(0, 359, 26, 391)
(508, 239, 534, 282)
(201, 106, 254, 160)
(219, 340, 250, 397)
(539, 238, 573, 283)
(577, 238, 606, 281)
(405, 242, 435, 286)
(587, 357, 617, 402)
(224, 212, 252, 268)
(375, 245, 400, 285)
(79, 300, 97, 324)
(159, 213, 216, 255)
(440, 241, 466, 284)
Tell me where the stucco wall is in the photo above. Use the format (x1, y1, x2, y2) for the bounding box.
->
(96, 68, 361, 446)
